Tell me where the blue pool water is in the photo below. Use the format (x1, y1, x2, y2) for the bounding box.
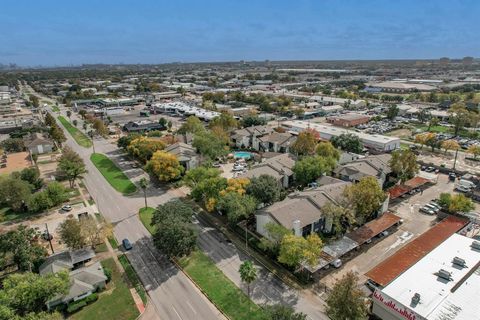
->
(234, 151, 252, 159)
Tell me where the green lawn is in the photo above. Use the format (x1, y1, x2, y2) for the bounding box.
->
(178, 250, 266, 320)
(70, 258, 139, 320)
(52, 105, 60, 112)
(415, 124, 450, 133)
(108, 236, 119, 249)
(58, 116, 92, 148)
(118, 255, 147, 304)
(94, 242, 108, 253)
(90, 153, 137, 195)
(139, 207, 156, 234)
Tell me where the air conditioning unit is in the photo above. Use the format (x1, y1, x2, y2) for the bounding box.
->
(452, 256, 466, 267)
(437, 269, 452, 281)
(471, 241, 480, 250)
(411, 293, 421, 305)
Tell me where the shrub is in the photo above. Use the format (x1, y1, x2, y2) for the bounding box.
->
(103, 267, 112, 282)
(67, 300, 87, 313)
(85, 292, 98, 304)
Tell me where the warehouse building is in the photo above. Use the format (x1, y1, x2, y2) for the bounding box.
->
(282, 120, 400, 151)
(326, 113, 370, 127)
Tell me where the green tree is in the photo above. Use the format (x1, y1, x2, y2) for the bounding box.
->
(66, 110, 72, 119)
(246, 174, 282, 205)
(209, 112, 238, 131)
(316, 141, 340, 160)
(117, 133, 141, 149)
(57, 217, 86, 249)
(0, 177, 32, 211)
(57, 147, 87, 188)
(326, 272, 368, 320)
(439, 193, 474, 213)
(389, 149, 418, 183)
(178, 116, 205, 134)
(16, 167, 43, 190)
(0, 271, 69, 317)
(92, 119, 108, 137)
(330, 133, 363, 153)
(259, 222, 292, 256)
(182, 166, 221, 188)
(78, 109, 87, 119)
(49, 125, 66, 147)
(343, 176, 386, 221)
(321, 202, 355, 235)
(27, 191, 52, 212)
(191, 176, 228, 204)
(278, 233, 323, 269)
(192, 131, 229, 160)
(45, 181, 68, 205)
(467, 145, 480, 160)
(292, 156, 328, 186)
(44, 113, 56, 127)
(263, 304, 307, 320)
(0, 226, 47, 272)
(291, 129, 318, 156)
(386, 104, 399, 120)
(139, 177, 149, 208)
(448, 103, 471, 136)
(239, 260, 257, 300)
(216, 192, 257, 224)
(1, 138, 25, 152)
(158, 117, 168, 128)
(151, 200, 197, 257)
(241, 115, 266, 127)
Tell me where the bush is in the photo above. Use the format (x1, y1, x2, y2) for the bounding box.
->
(103, 267, 112, 282)
(85, 292, 98, 304)
(67, 300, 87, 313)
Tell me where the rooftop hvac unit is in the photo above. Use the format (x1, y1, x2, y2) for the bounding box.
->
(411, 293, 421, 305)
(437, 269, 452, 281)
(452, 256, 466, 267)
(472, 241, 480, 250)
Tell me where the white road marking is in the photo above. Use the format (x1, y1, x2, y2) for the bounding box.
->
(186, 301, 196, 314)
(172, 305, 183, 319)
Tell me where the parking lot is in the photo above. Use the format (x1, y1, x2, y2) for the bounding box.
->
(320, 173, 455, 289)
(108, 105, 184, 130)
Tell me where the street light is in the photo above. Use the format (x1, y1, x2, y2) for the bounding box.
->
(88, 130, 96, 154)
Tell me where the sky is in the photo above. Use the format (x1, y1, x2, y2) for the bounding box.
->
(1, 0, 479, 66)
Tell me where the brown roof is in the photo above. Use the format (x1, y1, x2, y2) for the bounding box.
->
(404, 176, 430, 189)
(347, 212, 401, 244)
(388, 185, 410, 199)
(365, 215, 468, 287)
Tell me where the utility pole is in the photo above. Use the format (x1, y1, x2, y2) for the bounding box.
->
(453, 149, 459, 170)
(45, 223, 54, 254)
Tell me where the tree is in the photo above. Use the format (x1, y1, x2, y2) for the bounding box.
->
(321, 202, 355, 235)
(27, 191, 52, 212)
(330, 133, 363, 153)
(417, 109, 431, 124)
(386, 104, 399, 120)
(57, 147, 87, 188)
(44, 113, 56, 127)
(146, 151, 184, 182)
(127, 136, 166, 163)
(0, 271, 69, 318)
(241, 114, 266, 127)
(1, 138, 25, 152)
(209, 112, 238, 131)
(49, 125, 66, 147)
(191, 176, 228, 210)
(92, 119, 108, 137)
(278, 233, 323, 269)
(414, 132, 437, 151)
(72, 119, 78, 127)
(263, 304, 307, 320)
(44, 181, 68, 205)
(439, 193, 474, 213)
(316, 141, 340, 161)
(441, 139, 460, 154)
(216, 192, 257, 224)
(0, 226, 47, 272)
(16, 167, 43, 190)
(246, 174, 282, 205)
(139, 177, 149, 208)
(467, 145, 480, 160)
(178, 116, 205, 134)
(57, 217, 86, 249)
(343, 176, 386, 221)
(183, 166, 221, 188)
(80, 216, 111, 249)
(78, 109, 87, 119)
(192, 131, 229, 160)
(66, 110, 72, 119)
(326, 272, 368, 320)
(448, 103, 471, 136)
(239, 260, 257, 300)
(259, 222, 292, 255)
(117, 133, 141, 149)
(291, 129, 318, 156)
(389, 149, 418, 183)
(151, 200, 197, 257)
(292, 156, 328, 186)
(158, 117, 167, 128)
(0, 177, 32, 211)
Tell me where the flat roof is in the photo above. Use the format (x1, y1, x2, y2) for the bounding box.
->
(379, 233, 480, 320)
(366, 215, 468, 287)
(347, 212, 401, 245)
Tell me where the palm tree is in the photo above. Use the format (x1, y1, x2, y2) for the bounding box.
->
(139, 177, 149, 208)
(239, 260, 257, 301)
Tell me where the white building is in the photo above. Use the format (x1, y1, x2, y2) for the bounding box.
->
(372, 233, 480, 320)
(282, 120, 400, 151)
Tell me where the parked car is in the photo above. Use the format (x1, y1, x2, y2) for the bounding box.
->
(331, 259, 342, 268)
(424, 203, 440, 213)
(122, 238, 133, 251)
(429, 202, 442, 210)
(455, 185, 472, 193)
(61, 204, 72, 212)
(449, 172, 456, 182)
(425, 166, 435, 173)
(420, 206, 436, 215)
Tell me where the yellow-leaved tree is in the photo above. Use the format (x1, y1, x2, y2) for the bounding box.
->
(146, 151, 184, 182)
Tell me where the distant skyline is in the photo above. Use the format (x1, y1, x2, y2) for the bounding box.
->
(1, 0, 479, 66)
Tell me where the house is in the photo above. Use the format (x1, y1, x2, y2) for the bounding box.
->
(258, 132, 297, 153)
(255, 177, 351, 237)
(241, 153, 295, 188)
(334, 154, 392, 187)
(24, 132, 54, 154)
(165, 142, 199, 170)
(46, 262, 107, 309)
(231, 125, 273, 149)
(123, 120, 165, 133)
(39, 248, 96, 275)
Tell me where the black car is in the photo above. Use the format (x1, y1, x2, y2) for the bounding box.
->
(122, 238, 133, 251)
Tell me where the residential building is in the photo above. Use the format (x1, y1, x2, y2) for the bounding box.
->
(258, 131, 297, 153)
(24, 132, 54, 154)
(165, 142, 199, 170)
(231, 125, 274, 149)
(123, 120, 165, 133)
(283, 120, 400, 151)
(326, 113, 370, 127)
(39, 248, 96, 275)
(241, 153, 295, 188)
(334, 154, 392, 187)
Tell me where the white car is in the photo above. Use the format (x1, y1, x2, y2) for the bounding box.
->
(61, 204, 72, 212)
(455, 185, 471, 193)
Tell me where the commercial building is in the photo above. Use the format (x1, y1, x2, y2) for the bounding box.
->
(282, 120, 400, 151)
(326, 113, 370, 127)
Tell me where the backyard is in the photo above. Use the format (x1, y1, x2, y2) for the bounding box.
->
(178, 250, 266, 320)
(58, 116, 92, 148)
(90, 153, 137, 195)
(70, 258, 139, 320)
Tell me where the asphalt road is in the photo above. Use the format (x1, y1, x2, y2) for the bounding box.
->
(39, 100, 224, 319)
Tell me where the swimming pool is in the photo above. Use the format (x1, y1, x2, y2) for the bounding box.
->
(233, 151, 253, 159)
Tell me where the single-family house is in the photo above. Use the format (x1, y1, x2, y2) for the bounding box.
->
(334, 154, 392, 187)
(39, 248, 96, 275)
(24, 132, 54, 154)
(241, 153, 295, 188)
(165, 142, 199, 170)
(256, 177, 351, 238)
